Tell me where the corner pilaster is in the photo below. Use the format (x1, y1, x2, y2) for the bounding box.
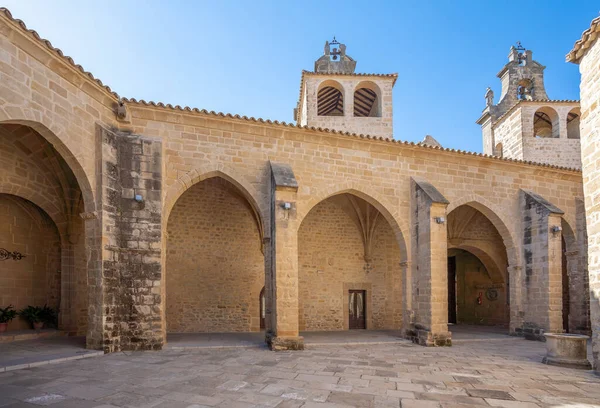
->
(266, 162, 304, 350)
(405, 177, 451, 346)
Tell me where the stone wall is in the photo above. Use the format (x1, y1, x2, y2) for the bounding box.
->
(491, 103, 582, 169)
(298, 196, 402, 331)
(100, 127, 163, 352)
(166, 177, 264, 333)
(492, 108, 523, 160)
(0, 195, 61, 331)
(450, 250, 507, 326)
(576, 27, 600, 373)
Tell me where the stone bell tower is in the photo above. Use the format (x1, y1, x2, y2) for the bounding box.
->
(295, 38, 397, 138)
(477, 43, 581, 169)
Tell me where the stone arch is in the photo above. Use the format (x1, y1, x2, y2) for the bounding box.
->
(163, 164, 266, 242)
(567, 107, 581, 139)
(448, 244, 505, 284)
(447, 194, 519, 268)
(0, 120, 95, 213)
(317, 80, 344, 116)
(297, 182, 408, 261)
(533, 106, 560, 138)
(353, 81, 381, 117)
(165, 172, 265, 333)
(0, 187, 67, 237)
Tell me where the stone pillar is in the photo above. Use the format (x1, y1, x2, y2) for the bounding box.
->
(520, 190, 564, 339)
(405, 177, 451, 346)
(266, 162, 304, 350)
(98, 125, 164, 353)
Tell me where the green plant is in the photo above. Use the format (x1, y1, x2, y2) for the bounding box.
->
(0, 305, 18, 323)
(19, 305, 44, 323)
(40, 305, 58, 328)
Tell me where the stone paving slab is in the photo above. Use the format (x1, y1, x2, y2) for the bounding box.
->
(0, 336, 103, 373)
(0, 332, 598, 407)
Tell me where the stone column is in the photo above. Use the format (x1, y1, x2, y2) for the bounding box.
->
(98, 125, 164, 353)
(520, 190, 564, 339)
(405, 177, 451, 346)
(266, 162, 304, 350)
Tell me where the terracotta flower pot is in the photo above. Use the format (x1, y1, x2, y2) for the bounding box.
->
(0, 322, 7, 333)
(33, 321, 44, 330)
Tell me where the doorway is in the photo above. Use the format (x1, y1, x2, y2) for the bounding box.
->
(260, 287, 266, 330)
(348, 290, 366, 329)
(448, 256, 457, 324)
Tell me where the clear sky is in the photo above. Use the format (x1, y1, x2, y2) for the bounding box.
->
(4, 1, 598, 152)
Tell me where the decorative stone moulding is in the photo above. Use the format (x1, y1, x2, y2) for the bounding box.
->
(0, 248, 26, 261)
(542, 333, 591, 369)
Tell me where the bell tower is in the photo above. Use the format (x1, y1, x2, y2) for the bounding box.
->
(476, 43, 581, 169)
(295, 38, 397, 138)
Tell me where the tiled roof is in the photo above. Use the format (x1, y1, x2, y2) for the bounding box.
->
(0, 8, 581, 174)
(567, 16, 600, 63)
(0, 8, 119, 99)
(124, 98, 580, 173)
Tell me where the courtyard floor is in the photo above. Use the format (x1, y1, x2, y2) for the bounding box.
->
(0, 327, 599, 407)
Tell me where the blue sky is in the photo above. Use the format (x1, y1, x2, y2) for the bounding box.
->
(4, 1, 598, 152)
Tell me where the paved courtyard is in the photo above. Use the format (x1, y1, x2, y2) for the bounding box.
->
(1, 329, 599, 408)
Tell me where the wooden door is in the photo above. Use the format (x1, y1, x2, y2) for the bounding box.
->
(349, 290, 366, 329)
(448, 256, 457, 324)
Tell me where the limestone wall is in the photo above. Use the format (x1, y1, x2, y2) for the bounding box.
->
(522, 138, 581, 169)
(493, 109, 523, 160)
(298, 197, 402, 331)
(578, 31, 600, 372)
(0, 195, 60, 331)
(299, 75, 394, 138)
(166, 178, 264, 333)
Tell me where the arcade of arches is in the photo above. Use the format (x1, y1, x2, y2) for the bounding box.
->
(0, 123, 89, 336)
(0, 7, 592, 354)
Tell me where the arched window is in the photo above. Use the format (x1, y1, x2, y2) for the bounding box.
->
(317, 81, 344, 116)
(495, 142, 503, 158)
(354, 81, 381, 117)
(517, 79, 533, 100)
(533, 107, 559, 138)
(567, 107, 581, 139)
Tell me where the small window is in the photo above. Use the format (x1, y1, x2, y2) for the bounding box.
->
(567, 108, 580, 140)
(533, 107, 559, 138)
(354, 81, 381, 117)
(317, 81, 344, 116)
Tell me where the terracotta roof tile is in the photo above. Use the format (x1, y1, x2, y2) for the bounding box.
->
(0, 8, 581, 174)
(0, 7, 119, 99)
(123, 98, 580, 173)
(567, 16, 600, 63)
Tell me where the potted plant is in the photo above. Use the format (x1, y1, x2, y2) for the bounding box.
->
(0, 305, 18, 333)
(40, 305, 58, 328)
(19, 306, 44, 330)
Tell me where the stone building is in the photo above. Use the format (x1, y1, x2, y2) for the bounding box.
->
(477, 43, 581, 169)
(0, 8, 592, 356)
(567, 16, 600, 374)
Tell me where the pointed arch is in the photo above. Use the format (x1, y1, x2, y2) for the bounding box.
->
(447, 194, 519, 268)
(297, 182, 408, 261)
(0, 119, 95, 213)
(163, 164, 266, 243)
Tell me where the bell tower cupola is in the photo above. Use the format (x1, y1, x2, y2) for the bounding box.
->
(295, 38, 397, 138)
(476, 43, 581, 169)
